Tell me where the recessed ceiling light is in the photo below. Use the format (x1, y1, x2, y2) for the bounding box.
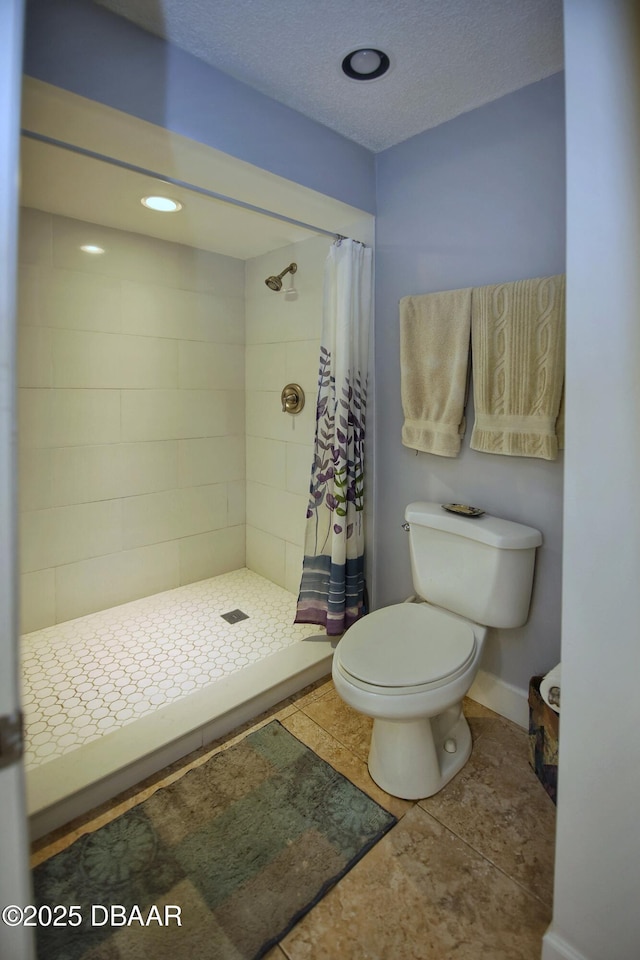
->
(80, 244, 105, 255)
(342, 48, 390, 81)
(141, 195, 183, 213)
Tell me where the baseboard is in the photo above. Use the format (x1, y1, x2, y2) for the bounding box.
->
(467, 668, 529, 728)
(542, 928, 591, 960)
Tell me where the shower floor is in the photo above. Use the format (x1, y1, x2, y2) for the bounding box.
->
(21, 568, 334, 838)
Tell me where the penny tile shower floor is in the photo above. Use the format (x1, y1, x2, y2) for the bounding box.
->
(21, 569, 319, 771)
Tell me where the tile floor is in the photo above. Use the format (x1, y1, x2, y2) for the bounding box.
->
(32, 677, 557, 960)
(21, 569, 321, 770)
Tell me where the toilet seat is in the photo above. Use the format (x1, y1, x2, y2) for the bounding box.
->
(336, 603, 476, 692)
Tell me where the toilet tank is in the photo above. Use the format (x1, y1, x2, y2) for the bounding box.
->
(405, 502, 542, 628)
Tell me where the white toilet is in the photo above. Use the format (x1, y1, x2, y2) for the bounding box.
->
(332, 501, 542, 799)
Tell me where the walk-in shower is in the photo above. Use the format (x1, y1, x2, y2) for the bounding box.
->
(18, 79, 373, 839)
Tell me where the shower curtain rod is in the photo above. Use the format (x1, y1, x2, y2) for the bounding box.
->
(21, 129, 352, 242)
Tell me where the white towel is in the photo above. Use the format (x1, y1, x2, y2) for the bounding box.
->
(470, 275, 565, 460)
(400, 289, 472, 457)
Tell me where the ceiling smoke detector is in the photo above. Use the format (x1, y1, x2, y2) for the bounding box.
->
(341, 48, 390, 81)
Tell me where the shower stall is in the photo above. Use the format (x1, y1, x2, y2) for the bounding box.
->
(18, 80, 374, 838)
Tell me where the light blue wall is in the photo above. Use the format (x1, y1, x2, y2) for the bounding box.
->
(374, 74, 566, 690)
(23, 0, 375, 214)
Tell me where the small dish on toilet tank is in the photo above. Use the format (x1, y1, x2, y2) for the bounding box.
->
(441, 503, 485, 518)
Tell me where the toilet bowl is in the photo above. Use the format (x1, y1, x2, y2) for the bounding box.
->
(332, 601, 487, 799)
(331, 501, 542, 800)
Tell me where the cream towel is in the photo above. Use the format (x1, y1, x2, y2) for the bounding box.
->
(400, 289, 472, 457)
(470, 275, 565, 460)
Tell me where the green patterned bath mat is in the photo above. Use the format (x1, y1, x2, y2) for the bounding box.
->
(33, 720, 396, 959)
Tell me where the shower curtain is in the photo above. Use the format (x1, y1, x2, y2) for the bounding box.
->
(295, 238, 372, 636)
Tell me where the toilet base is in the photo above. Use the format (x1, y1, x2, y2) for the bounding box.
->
(367, 703, 472, 800)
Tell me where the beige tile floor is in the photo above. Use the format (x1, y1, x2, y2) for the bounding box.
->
(32, 677, 557, 960)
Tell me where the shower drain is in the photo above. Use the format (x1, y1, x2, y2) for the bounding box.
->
(220, 609, 250, 624)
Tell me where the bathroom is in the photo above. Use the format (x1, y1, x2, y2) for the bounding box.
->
(2, 2, 640, 959)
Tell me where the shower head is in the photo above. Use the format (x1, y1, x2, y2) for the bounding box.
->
(265, 262, 297, 292)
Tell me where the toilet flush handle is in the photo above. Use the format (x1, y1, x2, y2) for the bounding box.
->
(402, 522, 410, 532)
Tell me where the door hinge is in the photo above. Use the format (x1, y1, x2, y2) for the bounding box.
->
(0, 710, 24, 769)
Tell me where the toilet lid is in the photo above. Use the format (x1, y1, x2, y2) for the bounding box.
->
(337, 603, 476, 688)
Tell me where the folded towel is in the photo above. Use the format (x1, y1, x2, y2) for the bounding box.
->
(400, 288, 472, 457)
(470, 275, 565, 460)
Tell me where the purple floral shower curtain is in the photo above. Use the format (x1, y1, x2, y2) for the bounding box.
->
(295, 238, 372, 636)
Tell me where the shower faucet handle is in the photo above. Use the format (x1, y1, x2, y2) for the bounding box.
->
(281, 383, 305, 414)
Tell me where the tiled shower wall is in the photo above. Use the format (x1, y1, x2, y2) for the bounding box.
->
(17, 209, 246, 633)
(244, 236, 331, 595)
(244, 221, 375, 599)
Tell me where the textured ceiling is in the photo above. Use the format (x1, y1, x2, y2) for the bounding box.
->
(94, 0, 563, 152)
